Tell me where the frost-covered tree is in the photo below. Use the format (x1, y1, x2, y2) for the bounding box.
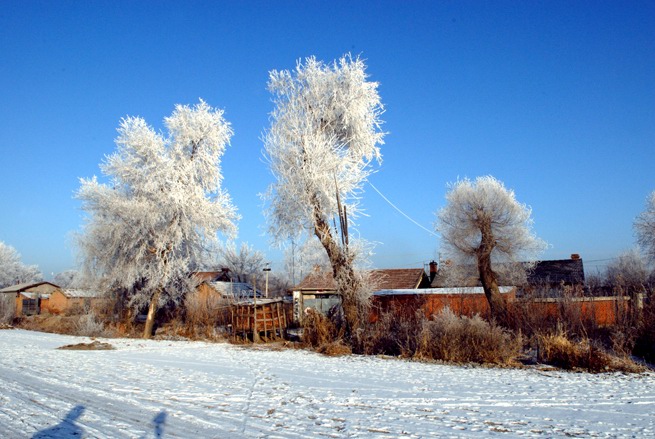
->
(283, 238, 331, 286)
(53, 270, 82, 289)
(263, 54, 385, 334)
(0, 241, 42, 288)
(436, 176, 546, 322)
(218, 242, 266, 283)
(605, 249, 650, 296)
(77, 100, 238, 338)
(635, 191, 655, 265)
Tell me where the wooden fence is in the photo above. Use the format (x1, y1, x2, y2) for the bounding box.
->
(232, 299, 288, 342)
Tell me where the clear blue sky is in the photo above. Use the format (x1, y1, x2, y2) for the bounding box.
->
(1, 1, 653, 279)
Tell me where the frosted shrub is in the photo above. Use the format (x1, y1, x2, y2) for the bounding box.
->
(74, 311, 106, 337)
(0, 294, 15, 324)
(418, 308, 521, 365)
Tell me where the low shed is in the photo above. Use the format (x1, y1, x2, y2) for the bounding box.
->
(232, 298, 289, 341)
(0, 282, 60, 316)
(292, 268, 430, 324)
(47, 289, 105, 314)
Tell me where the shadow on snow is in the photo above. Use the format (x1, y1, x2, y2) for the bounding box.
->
(32, 406, 168, 438)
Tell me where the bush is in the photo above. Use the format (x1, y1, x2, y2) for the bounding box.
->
(417, 308, 521, 365)
(183, 291, 231, 340)
(74, 311, 106, 337)
(302, 308, 340, 348)
(634, 297, 655, 363)
(537, 329, 645, 373)
(359, 310, 423, 358)
(0, 294, 15, 325)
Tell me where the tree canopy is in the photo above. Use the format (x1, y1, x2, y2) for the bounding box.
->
(77, 100, 238, 336)
(263, 53, 386, 334)
(635, 191, 655, 265)
(0, 241, 42, 289)
(436, 176, 546, 320)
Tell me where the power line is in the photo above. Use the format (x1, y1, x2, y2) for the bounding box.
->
(368, 181, 439, 237)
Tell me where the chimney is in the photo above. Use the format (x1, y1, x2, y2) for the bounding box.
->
(429, 260, 438, 283)
(571, 254, 581, 260)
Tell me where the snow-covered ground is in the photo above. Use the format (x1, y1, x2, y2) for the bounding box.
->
(0, 329, 654, 438)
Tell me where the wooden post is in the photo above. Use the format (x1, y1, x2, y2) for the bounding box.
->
(252, 276, 260, 343)
(262, 305, 268, 338)
(275, 301, 282, 338)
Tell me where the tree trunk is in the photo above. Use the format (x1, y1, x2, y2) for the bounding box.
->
(477, 219, 508, 325)
(312, 201, 363, 336)
(143, 289, 161, 339)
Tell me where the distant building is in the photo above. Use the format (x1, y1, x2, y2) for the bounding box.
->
(291, 268, 430, 324)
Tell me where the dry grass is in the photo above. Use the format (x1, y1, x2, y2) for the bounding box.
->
(15, 313, 117, 338)
(302, 308, 340, 348)
(317, 340, 353, 356)
(359, 310, 423, 358)
(417, 308, 522, 365)
(183, 292, 231, 340)
(58, 340, 114, 350)
(537, 330, 645, 373)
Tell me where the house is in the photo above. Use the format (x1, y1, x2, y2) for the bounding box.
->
(195, 280, 262, 304)
(292, 268, 430, 324)
(525, 254, 585, 295)
(47, 289, 105, 314)
(0, 281, 60, 316)
(192, 269, 232, 283)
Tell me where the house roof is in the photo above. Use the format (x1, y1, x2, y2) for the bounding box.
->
(374, 286, 515, 296)
(20, 292, 51, 299)
(527, 258, 585, 285)
(192, 270, 231, 283)
(0, 281, 60, 294)
(208, 281, 262, 298)
(294, 268, 428, 292)
(59, 289, 103, 299)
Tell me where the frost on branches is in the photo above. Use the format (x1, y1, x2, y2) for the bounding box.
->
(77, 100, 238, 338)
(218, 242, 266, 283)
(263, 54, 385, 335)
(436, 176, 546, 322)
(635, 191, 655, 265)
(0, 241, 42, 289)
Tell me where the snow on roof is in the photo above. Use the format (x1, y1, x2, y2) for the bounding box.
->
(60, 289, 103, 299)
(209, 281, 261, 298)
(19, 292, 51, 299)
(373, 286, 515, 296)
(0, 281, 59, 294)
(295, 268, 427, 291)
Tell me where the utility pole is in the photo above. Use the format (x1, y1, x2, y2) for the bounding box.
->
(263, 263, 271, 298)
(252, 274, 260, 343)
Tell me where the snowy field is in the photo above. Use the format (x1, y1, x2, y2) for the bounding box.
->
(0, 330, 654, 438)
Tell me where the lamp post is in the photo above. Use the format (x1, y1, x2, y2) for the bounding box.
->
(263, 264, 271, 298)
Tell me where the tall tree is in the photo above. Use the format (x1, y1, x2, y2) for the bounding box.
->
(436, 176, 546, 322)
(263, 54, 385, 335)
(77, 100, 238, 338)
(0, 241, 42, 288)
(635, 191, 655, 265)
